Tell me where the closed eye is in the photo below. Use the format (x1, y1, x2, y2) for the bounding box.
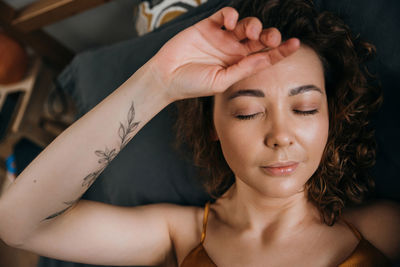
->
(235, 113, 260, 120)
(235, 110, 318, 120)
(294, 109, 318, 116)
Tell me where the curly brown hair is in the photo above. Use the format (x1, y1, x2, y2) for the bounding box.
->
(174, 0, 383, 226)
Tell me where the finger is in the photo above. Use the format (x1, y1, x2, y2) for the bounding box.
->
(208, 7, 239, 30)
(262, 38, 300, 64)
(260, 27, 282, 48)
(213, 54, 271, 92)
(232, 17, 263, 41)
(241, 39, 268, 55)
(213, 38, 300, 92)
(240, 27, 282, 55)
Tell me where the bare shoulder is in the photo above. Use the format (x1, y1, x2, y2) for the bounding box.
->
(163, 203, 204, 239)
(161, 203, 205, 263)
(160, 203, 203, 231)
(342, 199, 400, 261)
(145, 202, 203, 235)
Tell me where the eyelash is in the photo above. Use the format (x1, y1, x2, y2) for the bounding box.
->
(293, 109, 319, 116)
(235, 114, 259, 120)
(235, 110, 318, 120)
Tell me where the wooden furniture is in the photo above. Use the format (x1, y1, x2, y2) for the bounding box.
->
(0, 57, 41, 134)
(0, 56, 57, 167)
(0, 0, 112, 69)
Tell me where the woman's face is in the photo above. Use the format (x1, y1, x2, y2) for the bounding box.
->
(213, 46, 329, 198)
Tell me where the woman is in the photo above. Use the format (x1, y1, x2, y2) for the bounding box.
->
(0, 0, 399, 266)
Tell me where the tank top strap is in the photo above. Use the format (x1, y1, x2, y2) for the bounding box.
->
(342, 218, 363, 241)
(200, 201, 211, 244)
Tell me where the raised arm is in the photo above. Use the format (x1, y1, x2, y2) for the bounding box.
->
(0, 7, 299, 266)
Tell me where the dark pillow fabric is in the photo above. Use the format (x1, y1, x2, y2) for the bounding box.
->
(38, 1, 399, 267)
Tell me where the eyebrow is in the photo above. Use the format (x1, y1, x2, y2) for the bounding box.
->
(227, 85, 323, 100)
(289, 85, 323, 96)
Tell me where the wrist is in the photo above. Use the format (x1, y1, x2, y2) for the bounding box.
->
(126, 60, 175, 108)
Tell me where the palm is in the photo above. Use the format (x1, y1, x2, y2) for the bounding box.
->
(149, 7, 300, 101)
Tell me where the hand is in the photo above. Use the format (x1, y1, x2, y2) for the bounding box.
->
(147, 7, 300, 101)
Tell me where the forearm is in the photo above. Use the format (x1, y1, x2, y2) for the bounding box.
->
(0, 62, 171, 243)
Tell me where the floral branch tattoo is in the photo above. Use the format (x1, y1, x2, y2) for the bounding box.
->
(82, 101, 140, 189)
(120, 103, 140, 150)
(44, 197, 81, 221)
(45, 102, 140, 220)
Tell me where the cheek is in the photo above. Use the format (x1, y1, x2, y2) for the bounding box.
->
(214, 117, 259, 171)
(297, 113, 329, 164)
(217, 123, 246, 159)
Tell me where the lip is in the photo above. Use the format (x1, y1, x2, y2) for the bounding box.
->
(261, 162, 299, 176)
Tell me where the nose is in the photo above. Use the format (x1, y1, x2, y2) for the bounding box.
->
(264, 113, 294, 149)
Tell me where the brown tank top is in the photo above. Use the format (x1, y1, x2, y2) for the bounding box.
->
(180, 202, 392, 267)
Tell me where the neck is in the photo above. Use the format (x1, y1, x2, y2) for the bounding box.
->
(217, 179, 320, 241)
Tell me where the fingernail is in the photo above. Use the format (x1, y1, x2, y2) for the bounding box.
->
(229, 19, 236, 28)
(251, 27, 259, 38)
(268, 32, 277, 43)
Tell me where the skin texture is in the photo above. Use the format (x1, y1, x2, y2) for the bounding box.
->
(193, 46, 359, 266)
(150, 8, 299, 101)
(213, 45, 328, 200)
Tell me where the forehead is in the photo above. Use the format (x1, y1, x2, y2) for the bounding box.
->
(221, 45, 325, 98)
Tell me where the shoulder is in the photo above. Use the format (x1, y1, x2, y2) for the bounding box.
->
(144, 203, 203, 231)
(158, 203, 205, 263)
(152, 203, 204, 239)
(119, 202, 203, 240)
(159, 203, 203, 228)
(342, 199, 400, 261)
